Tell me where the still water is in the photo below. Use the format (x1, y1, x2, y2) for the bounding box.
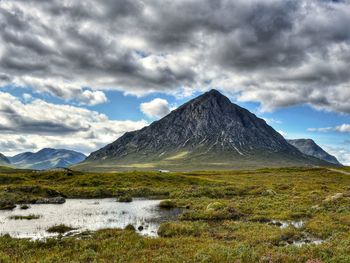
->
(0, 198, 181, 239)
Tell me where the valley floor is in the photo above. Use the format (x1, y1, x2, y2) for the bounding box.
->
(0, 167, 349, 262)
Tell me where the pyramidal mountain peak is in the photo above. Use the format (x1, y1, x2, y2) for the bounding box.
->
(76, 90, 336, 171)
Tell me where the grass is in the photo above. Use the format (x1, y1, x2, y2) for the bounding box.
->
(117, 195, 133, 202)
(0, 166, 348, 262)
(47, 224, 77, 234)
(9, 214, 41, 220)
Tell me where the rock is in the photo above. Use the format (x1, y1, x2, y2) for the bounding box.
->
(36, 196, 66, 204)
(138, 226, 144, 231)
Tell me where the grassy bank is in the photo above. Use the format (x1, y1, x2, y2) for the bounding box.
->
(0, 166, 349, 262)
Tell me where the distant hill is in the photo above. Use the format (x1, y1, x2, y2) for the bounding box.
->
(75, 89, 333, 171)
(0, 153, 10, 166)
(9, 148, 86, 170)
(288, 139, 341, 165)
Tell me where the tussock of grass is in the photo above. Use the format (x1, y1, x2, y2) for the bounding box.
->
(47, 224, 76, 234)
(9, 214, 41, 220)
(117, 195, 132, 202)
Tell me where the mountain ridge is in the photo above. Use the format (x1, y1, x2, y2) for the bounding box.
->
(0, 153, 10, 166)
(9, 148, 86, 170)
(287, 139, 340, 165)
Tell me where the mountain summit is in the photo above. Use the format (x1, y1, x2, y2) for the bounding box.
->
(77, 90, 332, 171)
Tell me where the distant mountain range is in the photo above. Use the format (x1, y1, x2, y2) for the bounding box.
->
(75, 89, 338, 171)
(287, 139, 340, 165)
(0, 153, 10, 166)
(6, 148, 86, 170)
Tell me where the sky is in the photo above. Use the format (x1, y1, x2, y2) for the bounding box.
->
(0, 0, 350, 164)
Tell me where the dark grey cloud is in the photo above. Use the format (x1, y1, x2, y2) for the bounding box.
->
(1, 0, 350, 111)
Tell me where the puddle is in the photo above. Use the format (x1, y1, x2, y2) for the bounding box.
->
(267, 220, 324, 247)
(0, 198, 181, 239)
(292, 238, 324, 247)
(269, 220, 304, 229)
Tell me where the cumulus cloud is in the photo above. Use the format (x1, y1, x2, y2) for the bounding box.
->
(140, 98, 171, 119)
(323, 146, 350, 166)
(1, 0, 350, 112)
(0, 92, 147, 155)
(308, 124, 350, 133)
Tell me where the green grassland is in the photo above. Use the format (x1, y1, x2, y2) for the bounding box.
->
(73, 148, 334, 172)
(0, 166, 349, 262)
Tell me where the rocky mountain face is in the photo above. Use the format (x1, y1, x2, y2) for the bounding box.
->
(288, 139, 340, 165)
(9, 148, 86, 170)
(79, 90, 332, 171)
(0, 153, 10, 166)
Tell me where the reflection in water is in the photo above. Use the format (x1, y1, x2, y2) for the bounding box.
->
(0, 198, 181, 239)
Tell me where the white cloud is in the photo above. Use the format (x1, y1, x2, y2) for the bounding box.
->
(335, 124, 350, 133)
(277, 130, 287, 138)
(308, 124, 350, 133)
(0, 92, 147, 156)
(323, 146, 350, 166)
(22, 93, 32, 102)
(140, 98, 171, 119)
(14, 76, 108, 105)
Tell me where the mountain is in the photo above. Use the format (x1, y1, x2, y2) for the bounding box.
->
(287, 139, 341, 165)
(75, 89, 334, 171)
(9, 148, 86, 170)
(0, 153, 10, 166)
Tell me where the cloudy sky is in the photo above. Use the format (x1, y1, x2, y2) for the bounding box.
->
(0, 0, 350, 164)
